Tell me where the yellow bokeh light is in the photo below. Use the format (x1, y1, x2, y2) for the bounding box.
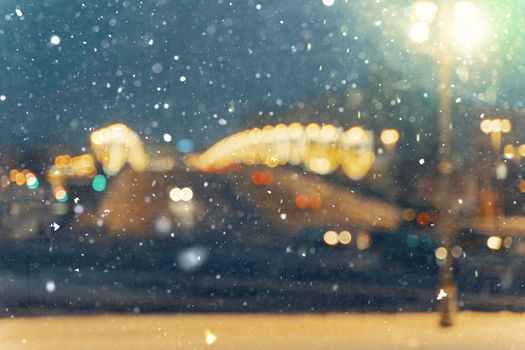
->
(323, 231, 338, 246)
(90, 123, 150, 175)
(305, 123, 321, 139)
(180, 187, 193, 201)
(343, 126, 365, 144)
(480, 119, 492, 134)
(338, 230, 352, 245)
(402, 208, 416, 221)
(169, 187, 182, 202)
(186, 122, 375, 180)
(9, 169, 18, 182)
(265, 155, 279, 168)
(491, 119, 502, 133)
(307, 157, 333, 175)
(15, 172, 26, 186)
(380, 129, 400, 146)
(503, 144, 515, 159)
(170, 187, 193, 202)
(435, 246, 448, 260)
(487, 236, 502, 250)
(501, 119, 512, 133)
(503, 237, 512, 249)
(319, 124, 338, 142)
(287, 122, 304, 138)
(519, 145, 525, 157)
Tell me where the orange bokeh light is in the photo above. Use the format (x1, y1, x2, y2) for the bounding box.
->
(308, 194, 322, 209)
(416, 211, 431, 227)
(519, 180, 525, 193)
(294, 194, 309, 209)
(251, 171, 273, 186)
(294, 194, 323, 209)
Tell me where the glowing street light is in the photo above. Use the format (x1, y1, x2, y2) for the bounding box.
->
(408, 0, 490, 328)
(409, 1, 488, 50)
(453, 1, 487, 50)
(412, 1, 438, 23)
(409, 22, 430, 43)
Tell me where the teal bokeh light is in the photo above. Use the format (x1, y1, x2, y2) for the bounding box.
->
(92, 174, 107, 192)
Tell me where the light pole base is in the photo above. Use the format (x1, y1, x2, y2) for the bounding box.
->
(438, 283, 458, 328)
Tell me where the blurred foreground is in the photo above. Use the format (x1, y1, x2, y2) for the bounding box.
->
(0, 312, 523, 350)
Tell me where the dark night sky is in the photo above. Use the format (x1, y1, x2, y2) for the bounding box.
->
(0, 0, 522, 151)
(0, 0, 376, 149)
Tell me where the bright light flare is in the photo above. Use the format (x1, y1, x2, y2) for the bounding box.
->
(410, 22, 430, 43)
(453, 1, 487, 50)
(204, 329, 217, 345)
(413, 1, 438, 23)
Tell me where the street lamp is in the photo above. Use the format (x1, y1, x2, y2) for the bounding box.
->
(409, 0, 488, 327)
(409, 1, 488, 51)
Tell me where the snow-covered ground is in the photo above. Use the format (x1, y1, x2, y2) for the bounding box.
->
(0, 312, 523, 349)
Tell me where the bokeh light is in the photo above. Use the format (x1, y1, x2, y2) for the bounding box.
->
(487, 236, 502, 250)
(380, 129, 400, 146)
(176, 139, 195, 154)
(338, 230, 352, 245)
(170, 187, 193, 202)
(356, 232, 371, 250)
(453, 1, 487, 50)
(323, 231, 338, 246)
(92, 174, 107, 192)
(435, 246, 448, 260)
(412, 1, 438, 23)
(410, 22, 430, 44)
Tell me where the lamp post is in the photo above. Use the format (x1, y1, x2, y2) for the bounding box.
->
(409, 0, 488, 327)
